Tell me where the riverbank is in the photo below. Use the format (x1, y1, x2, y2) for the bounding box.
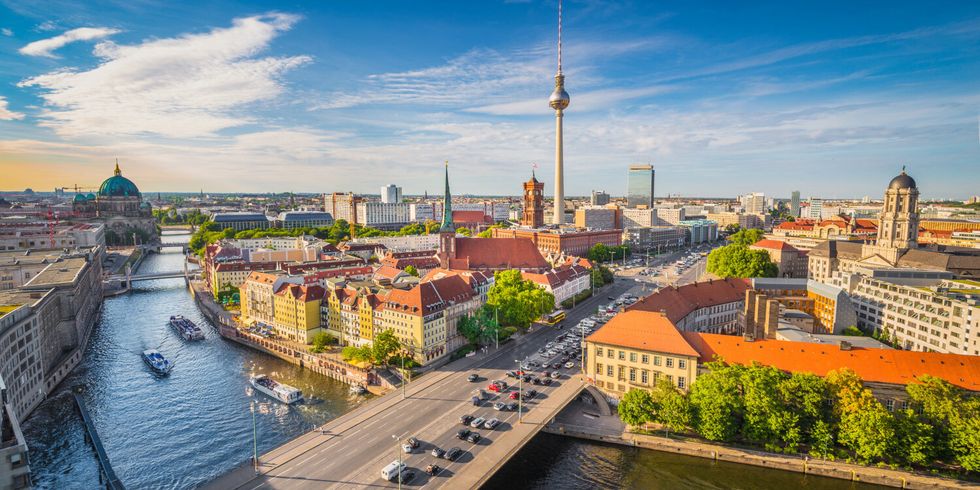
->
(543, 418, 970, 489)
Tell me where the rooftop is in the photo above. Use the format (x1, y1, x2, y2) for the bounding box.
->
(627, 278, 750, 324)
(23, 257, 88, 288)
(586, 310, 699, 357)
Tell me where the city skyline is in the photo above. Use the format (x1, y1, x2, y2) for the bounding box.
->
(1, 1, 979, 198)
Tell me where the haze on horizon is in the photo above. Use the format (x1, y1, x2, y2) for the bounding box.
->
(0, 0, 978, 199)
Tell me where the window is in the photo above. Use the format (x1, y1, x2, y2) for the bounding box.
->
(618, 350, 625, 360)
(596, 363, 602, 375)
(653, 356, 662, 366)
(629, 352, 637, 362)
(677, 376, 686, 389)
(666, 358, 674, 368)
(641, 354, 649, 364)
(678, 359, 687, 369)
(607, 365, 613, 377)
(629, 368, 636, 382)
(886, 399, 894, 411)
(607, 349, 614, 359)
(596, 347, 603, 357)
(641, 370, 648, 384)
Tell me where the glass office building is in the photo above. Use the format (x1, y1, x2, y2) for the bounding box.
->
(627, 164, 655, 208)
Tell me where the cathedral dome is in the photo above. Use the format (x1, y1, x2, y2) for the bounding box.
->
(888, 170, 916, 190)
(98, 163, 141, 198)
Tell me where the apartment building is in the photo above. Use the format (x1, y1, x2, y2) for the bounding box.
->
(272, 284, 326, 343)
(623, 226, 686, 253)
(628, 278, 750, 334)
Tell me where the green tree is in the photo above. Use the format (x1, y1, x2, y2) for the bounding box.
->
(456, 227, 472, 237)
(808, 419, 836, 459)
(371, 329, 402, 365)
(905, 375, 961, 460)
(727, 228, 765, 246)
(341, 345, 373, 363)
(587, 243, 610, 263)
(777, 372, 830, 444)
(650, 381, 691, 436)
(457, 308, 496, 346)
(827, 369, 895, 463)
(688, 362, 745, 442)
(403, 265, 419, 277)
(618, 389, 656, 428)
(893, 409, 935, 466)
(740, 364, 797, 449)
(950, 398, 980, 471)
(486, 270, 555, 329)
(706, 241, 778, 278)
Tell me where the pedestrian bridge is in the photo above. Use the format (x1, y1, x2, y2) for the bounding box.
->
(205, 349, 611, 489)
(106, 270, 196, 283)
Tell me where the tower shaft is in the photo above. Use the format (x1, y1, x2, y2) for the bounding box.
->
(553, 110, 564, 225)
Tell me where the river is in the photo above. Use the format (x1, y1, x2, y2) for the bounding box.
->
(22, 231, 874, 489)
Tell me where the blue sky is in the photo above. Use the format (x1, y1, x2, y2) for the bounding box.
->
(0, 0, 978, 199)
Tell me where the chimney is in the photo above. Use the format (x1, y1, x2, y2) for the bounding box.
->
(839, 340, 852, 351)
(763, 298, 779, 340)
(743, 331, 755, 342)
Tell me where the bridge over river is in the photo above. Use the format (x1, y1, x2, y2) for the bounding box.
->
(205, 280, 636, 490)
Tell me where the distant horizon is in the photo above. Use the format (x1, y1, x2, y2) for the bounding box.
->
(1, 2, 978, 197)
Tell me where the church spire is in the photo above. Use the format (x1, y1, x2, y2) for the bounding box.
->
(114, 158, 121, 176)
(439, 161, 454, 232)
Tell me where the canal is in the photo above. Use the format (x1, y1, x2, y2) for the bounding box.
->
(23, 231, 876, 489)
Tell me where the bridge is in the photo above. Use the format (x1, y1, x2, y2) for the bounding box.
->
(205, 280, 636, 490)
(107, 270, 191, 282)
(74, 393, 125, 490)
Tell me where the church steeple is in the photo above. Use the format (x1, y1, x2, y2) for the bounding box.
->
(114, 159, 121, 176)
(439, 161, 454, 233)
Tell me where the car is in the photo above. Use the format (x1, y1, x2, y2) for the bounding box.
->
(565, 361, 576, 369)
(471, 396, 481, 406)
(541, 370, 551, 378)
(431, 447, 445, 458)
(560, 356, 570, 364)
(542, 377, 554, 385)
(467, 373, 479, 382)
(549, 371, 561, 379)
(467, 432, 482, 444)
(488, 383, 503, 393)
(407, 437, 420, 448)
(526, 389, 538, 399)
(425, 464, 440, 475)
(399, 469, 417, 483)
(470, 417, 486, 428)
(505, 370, 517, 378)
(457, 428, 471, 440)
(446, 447, 463, 461)
(531, 377, 542, 385)
(509, 391, 521, 400)
(552, 362, 562, 369)
(459, 415, 474, 425)
(484, 418, 501, 430)
(506, 402, 519, 411)
(607, 296, 615, 300)
(521, 374, 532, 383)
(402, 443, 414, 453)
(494, 401, 507, 411)
(537, 348, 547, 354)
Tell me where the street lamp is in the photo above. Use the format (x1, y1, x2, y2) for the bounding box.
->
(251, 402, 258, 474)
(514, 359, 523, 423)
(401, 354, 406, 399)
(391, 434, 402, 490)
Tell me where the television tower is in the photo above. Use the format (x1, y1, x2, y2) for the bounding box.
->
(549, 0, 570, 226)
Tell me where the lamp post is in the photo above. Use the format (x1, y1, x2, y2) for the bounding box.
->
(515, 359, 523, 423)
(401, 354, 406, 399)
(494, 308, 499, 350)
(392, 434, 402, 490)
(251, 402, 258, 474)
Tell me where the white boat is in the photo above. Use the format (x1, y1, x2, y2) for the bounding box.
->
(169, 315, 205, 340)
(350, 384, 367, 395)
(250, 375, 303, 404)
(142, 349, 174, 375)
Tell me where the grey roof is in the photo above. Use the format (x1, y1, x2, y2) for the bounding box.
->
(888, 171, 916, 190)
(213, 212, 269, 222)
(278, 211, 333, 222)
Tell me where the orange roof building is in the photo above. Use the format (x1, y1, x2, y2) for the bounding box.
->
(627, 278, 750, 334)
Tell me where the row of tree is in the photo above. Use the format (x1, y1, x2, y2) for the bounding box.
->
(705, 228, 778, 278)
(587, 243, 631, 263)
(456, 270, 556, 348)
(617, 362, 980, 472)
(340, 330, 402, 366)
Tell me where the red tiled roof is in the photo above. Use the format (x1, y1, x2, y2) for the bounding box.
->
(382, 256, 441, 270)
(385, 274, 474, 316)
(452, 210, 491, 224)
(683, 333, 980, 392)
(274, 283, 325, 302)
(775, 221, 814, 231)
(751, 239, 799, 252)
(627, 278, 750, 324)
(587, 310, 699, 357)
(453, 237, 549, 271)
(374, 265, 407, 280)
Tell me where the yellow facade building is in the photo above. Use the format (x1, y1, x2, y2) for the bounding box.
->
(272, 283, 325, 343)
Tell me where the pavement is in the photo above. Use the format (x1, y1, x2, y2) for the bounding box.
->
(204, 278, 639, 490)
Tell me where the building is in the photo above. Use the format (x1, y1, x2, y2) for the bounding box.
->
(807, 198, 824, 219)
(521, 263, 591, 305)
(70, 163, 156, 245)
(627, 278, 750, 334)
(809, 169, 980, 283)
(381, 185, 402, 204)
(745, 278, 856, 335)
(354, 202, 411, 230)
(750, 239, 809, 278)
(834, 269, 979, 355)
(741, 192, 767, 214)
(621, 208, 656, 228)
(350, 234, 440, 252)
(585, 310, 700, 398)
(490, 227, 622, 258)
(574, 206, 620, 230)
(790, 191, 800, 218)
(627, 164, 655, 209)
(276, 211, 333, 229)
(623, 226, 687, 253)
(324, 192, 361, 223)
(705, 212, 767, 231)
(655, 207, 686, 226)
(678, 219, 718, 244)
(521, 172, 545, 228)
(273, 284, 326, 343)
(1, 373, 31, 489)
(212, 212, 270, 232)
(591, 190, 610, 206)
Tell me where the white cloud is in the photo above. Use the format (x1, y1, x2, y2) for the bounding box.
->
(19, 27, 121, 57)
(1, 28, 12, 37)
(0, 97, 24, 120)
(18, 13, 310, 138)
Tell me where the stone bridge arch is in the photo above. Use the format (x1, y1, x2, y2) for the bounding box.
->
(579, 384, 613, 416)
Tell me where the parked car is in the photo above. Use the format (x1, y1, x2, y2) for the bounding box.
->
(506, 402, 519, 411)
(402, 443, 413, 453)
(467, 432, 482, 444)
(399, 469, 416, 483)
(565, 361, 576, 369)
(509, 391, 521, 400)
(542, 377, 554, 385)
(470, 417, 486, 428)
(484, 418, 501, 430)
(494, 401, 506, 411)
(425, 464, 440, 475)
(407, 437, 420, 448)
(459, 415, 474, 425)
(457, 428, 471, 440)
(445, 447, 463, 461)
(467, 373, 479, 382)
(526, 389, 538, 399)
(431, 447, 445, 458)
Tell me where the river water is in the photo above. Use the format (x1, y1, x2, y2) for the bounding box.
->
(22, 231, 872, 489)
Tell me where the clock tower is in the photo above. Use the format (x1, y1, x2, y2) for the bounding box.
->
(522, 171, 545, 228)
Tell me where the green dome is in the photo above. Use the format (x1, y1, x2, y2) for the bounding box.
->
(98, 163, 141, 198)
(73, 193, 89, 202)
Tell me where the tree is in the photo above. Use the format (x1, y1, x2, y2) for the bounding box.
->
(309, 331, 336, 353)
(587, 243, 610, 263)
(893, 409, 935, 466)
(827, 369, 895, 463)
(404, 265, 419, 277)
(809, 419, 836, 459)
(949, 398, 980, 471)
(688, 362, 745, 442)
(457, 308, 496, 346)
(724, 223, 741, 234)
(650, 381, 691, 436)
(341, 345, 372, 363)
(456, 227, 472, 237)
(740, 365, 796, 449)
(486, 270, 554, 329)
(618, 389, 656, 428)
(706, 239, 778, 279)
(777, 372, 830, 444)
(371, 329, 401, 365)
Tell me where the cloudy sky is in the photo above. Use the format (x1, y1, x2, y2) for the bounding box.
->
(0, 0, 978, 199)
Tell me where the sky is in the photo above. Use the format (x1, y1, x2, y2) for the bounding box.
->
(0, 1, 978, 199)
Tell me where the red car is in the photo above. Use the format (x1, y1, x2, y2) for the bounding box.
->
(509, 391, 521, 400)
(488, 383, 502, 393)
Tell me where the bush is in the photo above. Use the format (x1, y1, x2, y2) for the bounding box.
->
(309, 331, 337, 353)
(450, 344, 475, 361)
(498, 326, 519, 342)
(561, 289, 593, 309)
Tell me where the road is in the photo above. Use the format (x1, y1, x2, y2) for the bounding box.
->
(207, 278, 642, 490)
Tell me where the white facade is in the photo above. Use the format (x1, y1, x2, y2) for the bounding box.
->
(381, 185, 402, 204)
(741, 192, 767, 214)
(655, 207, 686, 226)
(622, 208, 656, 228)
(356, 202, 411, 227)
(350, 234, 440, 252)
(409, 201, 509, 223)
(808, 198, 824, 219)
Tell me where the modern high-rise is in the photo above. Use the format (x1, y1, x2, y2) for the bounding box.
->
(627, 164, 655, 208)
(790, 191, 800, 218)
(380, 184, 402, 204)
(807, 198, 823, 219)
(548, 0, 570, 225)
(741, 192, 766, 214)
(590, 190, 610, 206)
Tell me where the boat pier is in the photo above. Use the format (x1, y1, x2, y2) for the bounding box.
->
(73, 393, 125, 490)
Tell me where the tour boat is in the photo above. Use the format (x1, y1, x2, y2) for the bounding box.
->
(350, 384, 367, 395)
(169, 315, 205, 340)
(142, 349, 174, 375)
(250, 375, 304, 404)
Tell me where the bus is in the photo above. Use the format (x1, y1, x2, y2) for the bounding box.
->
(542, 311, 566, 326)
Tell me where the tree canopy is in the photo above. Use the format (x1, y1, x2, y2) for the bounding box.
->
(486, 270, 555, 329)
(706, 229, 778, 278)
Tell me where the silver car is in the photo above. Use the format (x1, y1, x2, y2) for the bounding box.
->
(484, 418, 501, 430)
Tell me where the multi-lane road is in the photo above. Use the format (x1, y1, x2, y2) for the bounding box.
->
(208, 278, 641, 490)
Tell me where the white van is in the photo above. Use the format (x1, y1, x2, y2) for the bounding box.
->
(381, 460, 407, 481)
